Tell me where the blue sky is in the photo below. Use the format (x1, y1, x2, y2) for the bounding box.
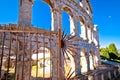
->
(0, 0, 120, 49)
(91, 0, 120, 49)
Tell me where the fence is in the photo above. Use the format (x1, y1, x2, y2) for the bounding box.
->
(0, 25, 62, 80)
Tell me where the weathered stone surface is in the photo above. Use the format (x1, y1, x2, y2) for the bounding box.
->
(0, 0, 102, 80)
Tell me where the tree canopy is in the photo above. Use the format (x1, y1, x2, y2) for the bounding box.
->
(100, 43, 120, 62)
(108, 43, 118, 55)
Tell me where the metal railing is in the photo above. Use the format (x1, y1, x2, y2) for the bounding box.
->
(0, 25, 59, 80)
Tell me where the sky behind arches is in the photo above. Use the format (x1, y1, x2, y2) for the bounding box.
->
(0, 0, 120, 49)
(90, 0, 120, 49)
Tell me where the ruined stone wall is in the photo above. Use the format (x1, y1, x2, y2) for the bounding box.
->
(0, 0, 101, 79)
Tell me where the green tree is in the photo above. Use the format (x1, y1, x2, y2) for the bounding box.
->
(100, 47, 110, 59)
(108, 43, 118, 59)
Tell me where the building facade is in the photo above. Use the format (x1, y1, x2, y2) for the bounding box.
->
(0, 0, 101, 80)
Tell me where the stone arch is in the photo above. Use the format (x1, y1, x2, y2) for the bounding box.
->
(62, 7, 75, 35)
(31, 46, 55, 78)
(62, 11, 70, 34)
(32, 0, 52, 30)
(62, 7, 73, 17)
(78, 16, 85, 24)
(77, 16, 88, 40)
(89, 49, 94, 70)
(80, 48, 88, 73)
(77, 16, 86, 37)
(42, 0, 53, 8)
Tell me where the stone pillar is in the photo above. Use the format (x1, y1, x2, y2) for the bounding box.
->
(92, 51, 95, 69)
(70, 16, 76, 35)
(87, 51, 90, 72)
(114, 70, 117, 77)
(82, 0, 87, 9)
(101, 74, 104, 80)
(108, 71, 111, 80)
(93, 25, 99, 46)
(74, 49, 81, 75)
(51, 47, 60, 80)
(18, 0, 33, 26)
(94, 48, 101, 67)
(51, 2, 65, 79)
(87, 26, 92, 43)
(51, 4, 61, 32)
(89, 54, 94, 70)
(96, 47, 101, 65)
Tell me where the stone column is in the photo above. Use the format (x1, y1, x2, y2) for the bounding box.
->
(101, 74, 104, 80)
(94, 49, 100, 67)
(51, 47, 60, 80)
(51, 6, 61, 31)
(70, 16, 76, 35)
(74, 49, 81, 75)
(87, 50, 90, 72)
(114, 70, 117, 77)
(89, 53, 94, 70)
(93, 25, 99, 46)
(69, 15, 78, 35)
(95, 25, 101, 65)
(87, 26, 92, 43)
(108, 72, 111, 80)
(18, 0, 33, 26)
(96, 47, 101, 65)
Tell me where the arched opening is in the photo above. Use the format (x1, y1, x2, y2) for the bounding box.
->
(31, 47, 54, 78)
(80, 49, 88, 73)
(78, 16, 87, 40)
(78, 0, 83, 7)
(62, 7, 75, 35)
(89, 50, 94, 70)
(32, 0, 52, 30)
(77, 20, 81, 35)
(62, 11, 70, 35)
